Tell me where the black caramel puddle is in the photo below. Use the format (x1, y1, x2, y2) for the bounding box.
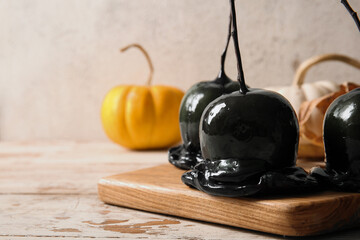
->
(310, 88, 360, 192)
(310, 167, 360, 193)
(181, 0, 317, 197)
(168, 10, 239, 170)
(182, 160, 318, 197)
(168, 144, 203, 170)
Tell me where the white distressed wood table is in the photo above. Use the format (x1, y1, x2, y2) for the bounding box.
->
(1, 141, 360, 239)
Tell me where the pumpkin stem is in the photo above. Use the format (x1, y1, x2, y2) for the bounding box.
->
(230, 0, 248, 94)
(217, 13, 232, 83)
(293, 54, 360, 87)
(341, 0, 360, 32)
(120, 44, 154, 86)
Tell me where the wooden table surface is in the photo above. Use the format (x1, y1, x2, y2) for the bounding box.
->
(1, 141, 360, 240)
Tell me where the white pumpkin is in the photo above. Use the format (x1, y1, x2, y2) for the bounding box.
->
(266, 54, 360, 158)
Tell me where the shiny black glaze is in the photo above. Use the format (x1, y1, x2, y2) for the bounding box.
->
(182, 89, 317, 196)
(167, 144, 203, 170)
(310, 88, 360, 192)
(200, 89, 299, 169)
(168, 76, 239, 170)
(182, 161, 317, 197)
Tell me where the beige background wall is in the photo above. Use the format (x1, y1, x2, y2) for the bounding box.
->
(1, 0, 359, 141)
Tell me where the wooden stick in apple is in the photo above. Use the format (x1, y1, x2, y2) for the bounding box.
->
(341, 0, 360, 32)
(218, 14, 232, 82)
(230, 0, 249, 94)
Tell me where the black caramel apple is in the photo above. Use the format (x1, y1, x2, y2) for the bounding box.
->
(168, 13, 239, 170)
(310, 88, 360, 192)
(181, 0, 317, 197)
(309, 0, 360, 192)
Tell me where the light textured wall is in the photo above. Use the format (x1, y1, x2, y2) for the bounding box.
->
(1, 0, 359, 141)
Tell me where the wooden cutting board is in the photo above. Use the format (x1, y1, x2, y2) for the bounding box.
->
(97, 159, 360, 237)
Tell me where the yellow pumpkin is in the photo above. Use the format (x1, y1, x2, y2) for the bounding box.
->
(101, 44, 184, 150)
(265, 54, 360, 158)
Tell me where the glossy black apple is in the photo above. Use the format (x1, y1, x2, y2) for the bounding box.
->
(311, 88, 360, 192)
(200, 88, 299, 169)
(179, 77, 239, 153)
(325, 88, 360, 173)
(168, 12, 239, 170)
(168, 76, 239, 169)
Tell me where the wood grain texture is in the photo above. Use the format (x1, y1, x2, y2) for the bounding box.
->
(98, 162, 360, 237)
(3, 194, 275, 239)
(0, 141, 165, 194)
